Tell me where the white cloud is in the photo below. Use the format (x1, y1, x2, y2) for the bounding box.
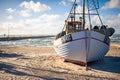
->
(90, 14, 120, 34)
(7, 15, 13, 20)
(59, 0, 80, 6)
(1, 13, 120, 35)
(88, 15, 103, 27)
(64, 12, 69, 18)
(103, 14, 120, 34)
(68, 0, 80, 2)
(20, 0, 51, 13)
(59, 0, 66, 6)
(104, 14, 120, 27)
(6, 8, 15, 13)
(102, 0, 120, 9)
(0, 14, 64, 35)
(20, 10, 31, 17)
(76, 5, 88, 13)
(64, 5, 88, 18)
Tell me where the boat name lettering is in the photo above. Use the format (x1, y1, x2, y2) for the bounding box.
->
(61, 34, 72, 43)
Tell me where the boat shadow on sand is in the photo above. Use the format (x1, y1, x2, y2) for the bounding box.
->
(88, 56, 120, 74)
(0, 50, 23, 58)
(0, 50, 64, 80)
(0, 61, 64, 80)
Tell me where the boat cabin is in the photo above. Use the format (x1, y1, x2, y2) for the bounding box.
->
(65, 21, 83, 34)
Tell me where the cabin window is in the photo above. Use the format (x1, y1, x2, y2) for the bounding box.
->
(75, 24, 79, 30)
(79, 25, 83, 30)
(68, 23, 83, 30)
(75, 24, 83, 30)
(68, 24, 73, 30)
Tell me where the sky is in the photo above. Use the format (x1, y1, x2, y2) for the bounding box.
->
(0, 0, 120, 35)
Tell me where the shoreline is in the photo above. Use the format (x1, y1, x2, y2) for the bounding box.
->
(0, 44, 120, 80)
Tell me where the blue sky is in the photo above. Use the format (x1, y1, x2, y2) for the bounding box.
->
(0, 0, 120, 35)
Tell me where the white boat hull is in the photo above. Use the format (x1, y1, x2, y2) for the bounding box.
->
(54, 30, 110, 63)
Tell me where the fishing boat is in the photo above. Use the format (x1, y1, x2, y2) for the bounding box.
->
(54, 0, 115, 66)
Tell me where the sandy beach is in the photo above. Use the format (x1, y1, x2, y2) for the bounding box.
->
(0, 44, 120, 80)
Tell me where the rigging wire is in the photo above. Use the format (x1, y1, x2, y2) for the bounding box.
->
(87, 0, 92, 30)
(61, 0, 105, 32)
(61, 0, 77, 31)
(92, 0, 103, 25)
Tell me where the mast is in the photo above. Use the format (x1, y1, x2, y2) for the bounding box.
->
(74, 0, 77, 22)
(82, 0, 85, 29)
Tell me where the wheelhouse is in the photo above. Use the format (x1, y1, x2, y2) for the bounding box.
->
(66, 21, 83, 34)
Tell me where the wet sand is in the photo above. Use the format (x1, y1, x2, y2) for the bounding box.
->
(0, 44, 120, 80)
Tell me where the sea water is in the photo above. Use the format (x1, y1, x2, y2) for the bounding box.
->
(0, 34, 120, 46)
(0, 37, 55, 46)
(110, 34, 120, 44)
